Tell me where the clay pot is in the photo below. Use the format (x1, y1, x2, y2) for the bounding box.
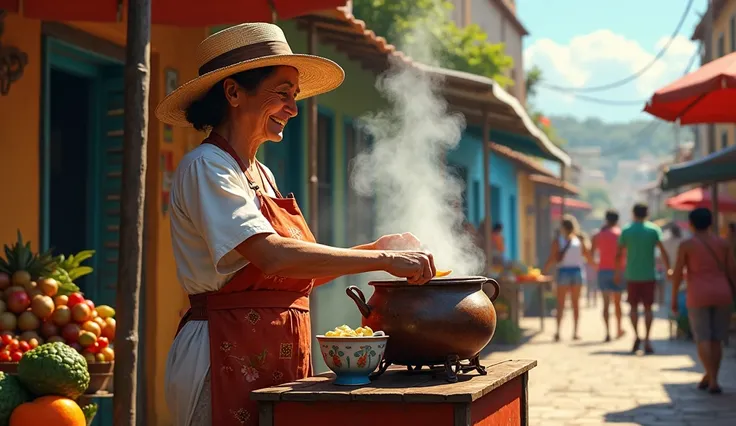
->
(346, 276, 499, 366)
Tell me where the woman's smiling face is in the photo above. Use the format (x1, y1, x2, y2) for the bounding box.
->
(234, 65, 300, 142)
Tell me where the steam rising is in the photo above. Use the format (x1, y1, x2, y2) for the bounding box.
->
(350, 24, 486, 276)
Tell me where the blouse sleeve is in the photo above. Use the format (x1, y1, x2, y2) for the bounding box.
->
(177, 156, 276, 274)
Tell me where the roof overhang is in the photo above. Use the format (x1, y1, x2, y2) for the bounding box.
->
(529, 174, 580, 196)
(296, 8, 571, 166)
(661, 144, 736, 190)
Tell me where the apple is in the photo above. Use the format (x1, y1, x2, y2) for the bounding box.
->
(0, 313, 17, 332)
(71, 303, 92, 323)
(54, 295, 69, 307)
(100, 347, 115, 362)
(37, 278, 59, 297)
(7, 291, 30, 313)
(0, 272, 10, 290)
(17, 311, 40, 331)
(67, 293, 85, 308)
(102, 317, 116, 340)
(97, 336, 110, 349)
(51, 305, 71, 326)
(81, 321, 102, 338)
(31, 295, 55, 319)
(61, 323, 81, 343)
(40, 322, 59, 338)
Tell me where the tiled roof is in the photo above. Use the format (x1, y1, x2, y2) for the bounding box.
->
(549, 195, 592, 211)
(528, 174, 580, 196)
(489, 143, 555, 177)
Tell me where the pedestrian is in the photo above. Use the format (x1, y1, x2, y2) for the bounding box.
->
(591, 209, 625, 342)
(659, 224, 684, 308)
(671, 208, 736, 394)
(543, 214, 593, 342)
(580, 230, 598, 308)
(615, 203, 672, 354)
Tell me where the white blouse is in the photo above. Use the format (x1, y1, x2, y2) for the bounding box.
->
(164, 143, 277, 426)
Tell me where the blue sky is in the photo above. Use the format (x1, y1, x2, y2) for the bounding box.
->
(518, 0, 707, 123)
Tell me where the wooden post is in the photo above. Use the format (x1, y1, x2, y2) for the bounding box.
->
(559, 164, 567, 219)
(306, 21, 319, 235)
(482, 113, 492, 273)
(114, 0, 150, 423)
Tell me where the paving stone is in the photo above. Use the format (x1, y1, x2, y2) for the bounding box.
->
(482, 303, 736, 425)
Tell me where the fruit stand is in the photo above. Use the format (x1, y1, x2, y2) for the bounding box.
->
(0, 231, 115, 425)
(487, 263, 551, 341)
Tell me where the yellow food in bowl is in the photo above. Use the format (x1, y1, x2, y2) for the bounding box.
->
(324, 324, 375, 337)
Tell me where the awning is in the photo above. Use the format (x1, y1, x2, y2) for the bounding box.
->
(489, 143, 556, 177)
(549, 196, 591, 210)
(529, 174, 579, 196)
(295, 9, 571, 166)
(660, 144, 736, 190)
(666, 187, 736, 212)
(1, 0, 347, 25)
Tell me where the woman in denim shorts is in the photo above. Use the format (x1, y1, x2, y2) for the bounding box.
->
(544, 215, 594, 342)
(671, 208, 735, 394)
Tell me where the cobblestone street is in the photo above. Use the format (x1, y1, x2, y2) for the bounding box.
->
(484, 302, 736, 425)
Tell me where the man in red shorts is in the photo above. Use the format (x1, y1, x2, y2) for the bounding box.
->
(615, 203, 671, 354)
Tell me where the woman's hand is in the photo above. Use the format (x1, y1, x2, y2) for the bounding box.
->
(372, 232, 422, 251)
(384, 250, 436, 285)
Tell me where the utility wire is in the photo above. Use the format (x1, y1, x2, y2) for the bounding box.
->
(538, 0, 695, 93)
(545, 43, 703, 107)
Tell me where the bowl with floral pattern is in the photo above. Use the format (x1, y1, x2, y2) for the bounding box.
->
(316, 334, 389, 385)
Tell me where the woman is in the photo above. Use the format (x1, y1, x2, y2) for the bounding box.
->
(591, 209, 625, 341)
(671, 208, 735, 394)
(543, 215, 593, 342)
(156, 23, 436, 426)
(491, 223, 505, 264)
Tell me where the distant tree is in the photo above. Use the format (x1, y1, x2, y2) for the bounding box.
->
(525, 65, 543, 99)
(352, 0, 514, 87)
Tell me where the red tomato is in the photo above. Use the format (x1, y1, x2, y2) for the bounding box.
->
(87, 342, 101, 354)
(18, 341, 30, 353)
(84, 299, 95, 311)
(97, 337, 109, 349)
(67, 293, 85, 308)
(0, 334, 12, 345)
(7, 339, 19, 352)
(0, 351, 10, 362)
(10, 351, 22, 362)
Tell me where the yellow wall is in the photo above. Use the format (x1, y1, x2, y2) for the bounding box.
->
(516, 171, 537, 266)
(0, 14, 207, 425)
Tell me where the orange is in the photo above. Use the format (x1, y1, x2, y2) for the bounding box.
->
(10, 395, 86, 426)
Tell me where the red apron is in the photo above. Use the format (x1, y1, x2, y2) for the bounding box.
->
(176, 132, 316, 426)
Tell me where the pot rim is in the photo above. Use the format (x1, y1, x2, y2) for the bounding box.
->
(368, 275, 491, 287)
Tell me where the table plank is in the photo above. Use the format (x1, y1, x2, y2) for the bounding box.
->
(253, 359, 537, 403)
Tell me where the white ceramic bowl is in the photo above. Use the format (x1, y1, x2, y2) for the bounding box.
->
(316, 334, 389, 385)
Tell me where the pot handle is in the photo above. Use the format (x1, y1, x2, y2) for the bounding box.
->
(484, 278, 501, 302)
(346, 286, 371, 318)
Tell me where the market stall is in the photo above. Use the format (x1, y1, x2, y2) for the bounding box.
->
(252, 359, 537, 426)
(0, 231, 116, 424)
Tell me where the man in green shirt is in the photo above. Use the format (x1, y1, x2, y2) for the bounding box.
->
(615, 203, 671, 354)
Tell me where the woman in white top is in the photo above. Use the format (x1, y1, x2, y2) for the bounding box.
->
(543, 214, 593, 342)
(157, 23, 436, 426)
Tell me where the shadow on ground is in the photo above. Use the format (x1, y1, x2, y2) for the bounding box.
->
(603, 383, 736, 425)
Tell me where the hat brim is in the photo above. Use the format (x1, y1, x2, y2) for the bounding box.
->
(155, 54, 345, 127)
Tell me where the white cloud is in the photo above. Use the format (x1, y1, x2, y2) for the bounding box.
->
(524, 30, 698, 98)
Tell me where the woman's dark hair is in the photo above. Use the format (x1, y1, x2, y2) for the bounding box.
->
(185, 66, 278, 131)
(670, 224, 682, 238)
(492, 223, 503, 232)
(604, 209, 619, 227)
(688, 208, 712, 231)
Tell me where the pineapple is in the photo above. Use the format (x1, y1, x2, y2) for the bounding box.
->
(0, 230, 56, 286)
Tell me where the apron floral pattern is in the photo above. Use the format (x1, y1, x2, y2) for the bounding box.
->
(176, 132, 316, 425)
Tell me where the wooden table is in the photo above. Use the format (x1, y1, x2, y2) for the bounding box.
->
(516, 276, 553, 331)
(252, 359, 537, 426)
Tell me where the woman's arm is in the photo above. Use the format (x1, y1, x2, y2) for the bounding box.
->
(671, 243, 687, 312)
(542, 240, 559, 275)
(236, 233, 435, 284)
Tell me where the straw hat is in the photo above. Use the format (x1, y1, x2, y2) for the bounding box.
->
(156, 22, 345, 127)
